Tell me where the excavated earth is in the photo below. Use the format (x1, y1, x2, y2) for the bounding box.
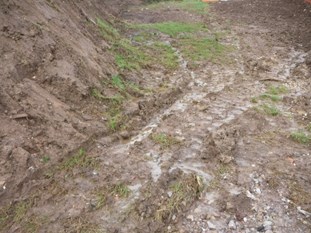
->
(0, 0, 311, 232)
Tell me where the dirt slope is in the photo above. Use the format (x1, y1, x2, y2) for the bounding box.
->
(0, 0, 311, 232)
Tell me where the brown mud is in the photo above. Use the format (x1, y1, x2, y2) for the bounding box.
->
(0, 0, 311, 232)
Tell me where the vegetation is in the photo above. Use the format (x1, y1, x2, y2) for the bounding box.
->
(60, 148, 97, 172)
(290, 131, 311, 144)
(135, 21, 206, 37)
(260, 104, 280, 116)
(156, 175, 204, 221)
(145, 0, 209, 14)
(151, 133, 180, 149)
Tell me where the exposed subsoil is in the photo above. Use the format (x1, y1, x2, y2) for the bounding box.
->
(0, 0, 311, 233)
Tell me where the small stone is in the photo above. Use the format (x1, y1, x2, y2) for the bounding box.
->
(167, 191, 173, 198)
(120, 131, 130, 139)
(187, 215, 194, 221)
(228, 220, 237, 230)
(207, 221, 216, 230)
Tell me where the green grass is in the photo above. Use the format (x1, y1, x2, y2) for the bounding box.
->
(179, 37, 229, 63)
(290, 131, 311, 144)
(111, 183, 131, 198)
(113, 39, 151, 71)
(151, 42, 179, 70)
(60, 148, 97, 172)
(97, 18, 119, 42)
(266, 85, 288, 95)
(41, 155, 50, 164)
(151, 133, 180, 149)
(259, 93, 282, 102)
(147, 0, 209, 14)
(260, 104, 280, 116)
(0, 199, 45, 233)
(111, 75, 125, 90)
(135, 21, 206, 37)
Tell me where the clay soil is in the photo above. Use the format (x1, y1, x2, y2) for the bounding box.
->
(0, 0, 311, 232)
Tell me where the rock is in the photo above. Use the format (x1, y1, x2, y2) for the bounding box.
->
(120, 130, 130, 139)
(228, 220, 237, 230)
(256, 225, 265, 232)
(207, 221, 216, 230)
(167, 191, 173, 198)
(187, 215, 194, 221)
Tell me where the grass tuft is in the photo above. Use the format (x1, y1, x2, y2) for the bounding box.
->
(156, 174, 204, 221)
(60, 148, 97, 172)
(260, 104, 280, 116)
(290, 131, 311, 144)
(151, 133, 180, 149)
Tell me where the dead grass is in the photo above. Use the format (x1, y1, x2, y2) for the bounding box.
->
(155, 174, 204, 221)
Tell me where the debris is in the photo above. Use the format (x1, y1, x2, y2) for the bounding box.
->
(228, 220, 237, 230)
(207, 221, 217, 230)
(12, 113, 29, 119)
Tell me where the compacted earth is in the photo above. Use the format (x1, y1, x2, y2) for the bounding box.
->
(0, 0, 311, 232)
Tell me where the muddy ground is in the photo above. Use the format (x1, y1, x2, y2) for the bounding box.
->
(0, 0, 311, 232)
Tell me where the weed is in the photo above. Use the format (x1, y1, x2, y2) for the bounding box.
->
(260, 104, 280, 116)
(306, 122, 311, 132)
(151, 42, 179, 70)
(151, 133, 180, 149)
(290, 131, 310, 144)
(60, 148, 97, 172)
(111, 183, 131, 198)
(41, 155, 50, 164)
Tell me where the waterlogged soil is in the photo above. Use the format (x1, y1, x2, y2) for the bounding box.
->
(1, 0, 311, 233)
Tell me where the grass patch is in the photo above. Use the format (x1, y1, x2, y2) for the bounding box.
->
(97, 18, 152, 71)
(260, 104, 280, 116)
(266, 85, 288, 95)
(113, 39, 151, 71)
(93, 183, 131, 210)
(306, 122, 311, 132)
(146, 0, 209, 14)
(111, 75, 126, 90)
(259, 93, 282, 102)
(151, 42, 179, 70)
(156, 174, 204, 221)
(135, 21, 206, 37)
(41, 155, 50, 164)
(60, 148, 97, 173)
(290, 131, 311, 144)
(151, 133, 180, 149)
(0, 198, 46, 233)
(97, 18, 119, 43)
(179, 37, 229, 63)
(111, 183, 131, 198)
